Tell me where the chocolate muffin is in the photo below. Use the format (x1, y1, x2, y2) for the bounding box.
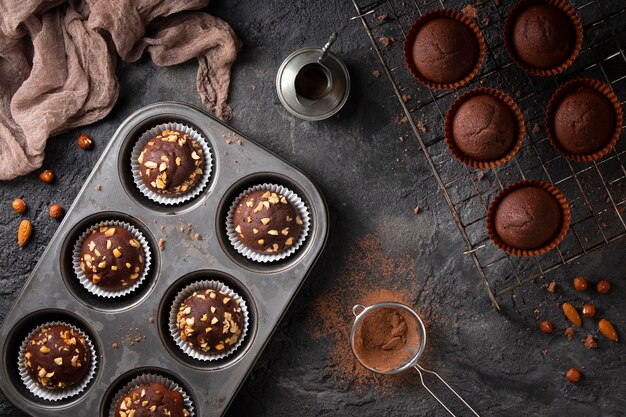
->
(510, 3, 576, 70)
(552, 87, 616, 155)
(411, 17, 479, 85)
(24, 325, 91, 390)
(451, 94, 517, 161)
(232, 190, 303, 254)
(80, 225, 144, 291)
(176, 289, 244, 355)
(138, 129, 204, 196)
(494, 186, 563, 250)
(114, 383, 190, 417)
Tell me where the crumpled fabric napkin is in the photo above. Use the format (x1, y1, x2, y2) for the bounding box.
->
(0, 0, 241, 180)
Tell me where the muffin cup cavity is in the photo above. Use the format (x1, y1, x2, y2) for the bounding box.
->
(108, 373, 194, 417)
(18, 321, 97, 401)
(131, 122, 213, 205)
(546, 78, 623, 161)
(72, 220, 152, 298)
(168, 280, 250, 362)
(445, 88, 526, 169)
(403, 9, 486, 90)
(486, 180, 571, 257)
(503, 0, 583, 76)
(226, 183, 311, 263)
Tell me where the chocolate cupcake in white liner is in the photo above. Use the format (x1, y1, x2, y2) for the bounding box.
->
(169, 280, 249, 361)
(131, 122, 212, 205)
(226, 183, 310, 262)
(73, 220, 151, 298)
(109, 373, 194, 417)
(18, 321, 97, 401)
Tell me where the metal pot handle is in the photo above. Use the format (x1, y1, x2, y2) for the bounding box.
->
(318, 33, 338, 64)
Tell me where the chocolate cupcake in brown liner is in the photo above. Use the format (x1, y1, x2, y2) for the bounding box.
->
(546, 78, 623, 162)
(445, 88, 525, 169)
(487, 180, 570, 257)
(403, 9, 486, 90)
(504, 0, 583, 76)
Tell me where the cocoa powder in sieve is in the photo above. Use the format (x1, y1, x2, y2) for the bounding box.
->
(353, 307, 420, 372)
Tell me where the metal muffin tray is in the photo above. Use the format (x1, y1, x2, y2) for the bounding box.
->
(0, 102, 329, 416)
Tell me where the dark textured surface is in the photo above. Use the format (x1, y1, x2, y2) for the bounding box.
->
(1, 0, 625, 416)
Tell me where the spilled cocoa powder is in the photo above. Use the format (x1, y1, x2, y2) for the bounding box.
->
(353, 307, 420, 372)
(307, 231, 440, 392)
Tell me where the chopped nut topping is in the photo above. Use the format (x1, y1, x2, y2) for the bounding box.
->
(104, 227, 116, 237)
(268, 230, 279, 236)
(261, 218, 270, 225)
(113, 248, 122, 258)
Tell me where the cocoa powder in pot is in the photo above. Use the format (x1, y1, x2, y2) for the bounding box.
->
(353, 307, 420, 372)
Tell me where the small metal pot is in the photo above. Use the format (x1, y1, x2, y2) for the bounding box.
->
(276, 35, 350, 121)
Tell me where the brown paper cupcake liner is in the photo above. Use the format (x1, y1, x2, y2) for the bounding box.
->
(444, 88, 526, 169)
(503, 0, 583, 77)
(18, 321, 97, 401)
(486, 180, 571, 257)
(546, 78, 623, 162)
(403, 9, 486, 90)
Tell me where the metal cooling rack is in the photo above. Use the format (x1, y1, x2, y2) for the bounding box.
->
(350, 0, 626, 311)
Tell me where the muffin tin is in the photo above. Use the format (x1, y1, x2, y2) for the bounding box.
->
(0, 102, 329, 416)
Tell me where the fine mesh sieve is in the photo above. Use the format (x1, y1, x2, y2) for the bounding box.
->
(350, 302, 481, 417)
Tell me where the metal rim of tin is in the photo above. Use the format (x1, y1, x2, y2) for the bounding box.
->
(276, 48, 351, 121)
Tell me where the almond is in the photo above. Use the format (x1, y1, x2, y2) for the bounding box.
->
(562, 303, 582, 328)
(598, 319, 618, 342)
(17, 219, 32, 247)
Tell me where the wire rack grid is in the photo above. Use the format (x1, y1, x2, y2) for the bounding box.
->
(350, 0, 626, 311)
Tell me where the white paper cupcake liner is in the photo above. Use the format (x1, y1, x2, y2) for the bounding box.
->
(73, 220, 151, 298)
(226, 183, 311, 262)
(109, 373, 194, 417)
(18, 321, 97, 401)
(169, 280, 249, 362)
(131, 122, 213, 205)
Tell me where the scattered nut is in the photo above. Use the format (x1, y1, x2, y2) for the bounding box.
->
(17, 219, 32, 247)
(598, 319, 618, 342)
(11, 198, 26, 214)
(49, 204, 64, 220)
(158, 238, 165, 251)
(565, 368, 581, 383)
(77, 134, 93, 150)
(573, 276, 588, 291)
(581, 334, 598, 349)
(596, 280, 611, 294)
(39, 169, 54, 184)
(562, 303, 582, 328)
(581, 303, 596, 318)
(539, 320, 553, 334)
(564, 327, 574, 341)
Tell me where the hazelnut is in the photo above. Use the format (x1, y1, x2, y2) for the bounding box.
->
(49, 204, 64, 220)
(77, 134, 93, 150)
(539, 320, 553, 334)
(565, 368, 581, 383)
(11, 198, 26, 214)
(39, 169, 54, 184)
(573, 276, 588, 291)
(581, 303, 596, 318)
(596, 280, 611, 294)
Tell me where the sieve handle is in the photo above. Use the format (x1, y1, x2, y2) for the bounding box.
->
(352, 304, 366, 317)
(413, 364, 481, 417)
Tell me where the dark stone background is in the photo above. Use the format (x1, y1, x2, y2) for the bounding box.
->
(1, 0, 625, 416)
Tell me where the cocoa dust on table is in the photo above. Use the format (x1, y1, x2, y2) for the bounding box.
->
(307, 231, 443, 392)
